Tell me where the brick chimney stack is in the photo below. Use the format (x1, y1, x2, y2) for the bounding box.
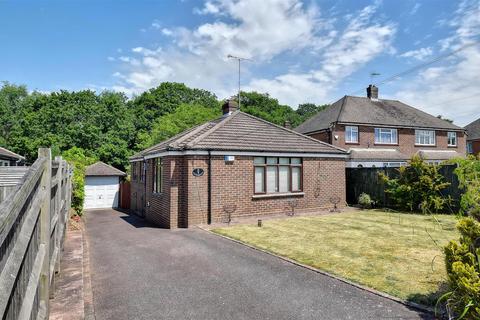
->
(222, 97, 239, 115)
(366, 84, 378, 99)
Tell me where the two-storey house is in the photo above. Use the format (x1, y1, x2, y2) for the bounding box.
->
(465, 117, 480, 156)
(295, 85, 466, 168)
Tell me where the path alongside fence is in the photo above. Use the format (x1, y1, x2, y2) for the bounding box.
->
(0, 148, 72, 320)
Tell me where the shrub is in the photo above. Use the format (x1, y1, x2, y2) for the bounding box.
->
(358, 193, 373, 209)
(379, 155, 451, 214)
(63, 147, 97, 215)
(442, 217, 480, 318)
(450, 156, 480, 216)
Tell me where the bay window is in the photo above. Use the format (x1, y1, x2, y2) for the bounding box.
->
(345, 126, 359, 143)
(447, 132, 457, 146)
(415, 130, 435, 145)
(254, 157, 302, 194)
(374, 128, 398, 144)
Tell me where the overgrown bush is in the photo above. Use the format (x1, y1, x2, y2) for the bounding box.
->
(358, 193, 373, 209)
(63, 147, 96, 215)
(442, 217, 480, 318)
(450, 156, 480, 216)
(379, 155, 451, 214)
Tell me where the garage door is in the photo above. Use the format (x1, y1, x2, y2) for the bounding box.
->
(84, 176, 120, 209)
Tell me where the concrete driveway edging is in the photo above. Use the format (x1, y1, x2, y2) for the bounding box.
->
(197, 226, 435, 316)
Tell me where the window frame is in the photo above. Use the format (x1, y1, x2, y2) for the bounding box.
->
(253, 157, 303, 195)
(139, 161, 145, 182)
(152, 158, 163, 194)
(374, 128, 398, 145)
(345, 126, 359, 144)
(415, 129, 436, 146)
(467, 142, 473, 154)
(132, 162, 137, 181)
(447, 131, 457, 147)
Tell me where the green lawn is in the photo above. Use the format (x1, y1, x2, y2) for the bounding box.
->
(212, 210, 459, 306)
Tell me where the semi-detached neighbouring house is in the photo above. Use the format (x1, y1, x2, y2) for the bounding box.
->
(465, 117, 480, 156)
(130, 100, 347, 228)
(295, 85, 466, 168)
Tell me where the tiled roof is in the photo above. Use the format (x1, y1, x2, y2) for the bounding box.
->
(131, 111, 346, 160)
(465, 117, 480, 141)
(348, 148, 408, 160)
(85, 161, 126, 176)
(295, 96, 463, 134)
(0, 147, 25, 160)
(416, 150, 464, 160)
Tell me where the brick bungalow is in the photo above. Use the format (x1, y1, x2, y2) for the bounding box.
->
(129, 101, 347, 228)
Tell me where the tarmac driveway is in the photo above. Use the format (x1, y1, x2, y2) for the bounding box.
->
(85, 209, 432, 320)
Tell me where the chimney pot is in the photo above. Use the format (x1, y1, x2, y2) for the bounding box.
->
(284, 120, 292, 129)
(366, 84, 378, 99)
(222, 97, 239, 115)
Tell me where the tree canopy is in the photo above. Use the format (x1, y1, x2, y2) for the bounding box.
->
(0, 82, 325, 171)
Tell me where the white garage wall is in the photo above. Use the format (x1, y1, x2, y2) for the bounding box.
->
(84, 176, 120, 209)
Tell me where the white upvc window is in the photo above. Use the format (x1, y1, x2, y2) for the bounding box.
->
(374, 128, 398, 144)
(345, 126, 359, 143)
(254, 157, 302, 194)
(447, 132, 457, 147)
(467, 142, 473, 154)
(415, 130, 436, 145)
(0, 160, 9, 166)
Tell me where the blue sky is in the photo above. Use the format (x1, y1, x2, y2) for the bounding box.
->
(1, 0, 479, 125)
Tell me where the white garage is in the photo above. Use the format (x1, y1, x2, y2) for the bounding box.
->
(84, 161, 126, 210)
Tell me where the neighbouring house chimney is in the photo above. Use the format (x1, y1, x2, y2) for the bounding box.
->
(284, 120, 292, 129)
(222, 97, 239, 115)
(366, 84, 378, 99)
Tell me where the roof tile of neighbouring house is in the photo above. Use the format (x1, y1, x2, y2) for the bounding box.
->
(85, 161, 126, 176)
(465, 117, 480, 141)
(131, 111, 346, 160)
(416, 150, 465, 160)
(295, 96, 464, 134)
(349, 148, 408, 161)
(0, 147, 25, 160)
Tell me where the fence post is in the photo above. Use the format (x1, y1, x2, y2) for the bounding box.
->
(38, 148, 52, 318)
(54, 156, 63, 276)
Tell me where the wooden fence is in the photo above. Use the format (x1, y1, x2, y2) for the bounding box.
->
(346, 164, 462, 212)
(0, 167, 30, 203)
(0, 148, 72, 320)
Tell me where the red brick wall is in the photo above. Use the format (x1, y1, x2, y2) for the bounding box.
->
(180, 155, 346, 225)
(309, 131, 330, 144)
(308, 124, 467, 157)
(470, 139, 480, 156)
(131, 155, 346, 228)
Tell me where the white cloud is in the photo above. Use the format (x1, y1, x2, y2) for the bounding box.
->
(111, 0, 395, 107)
(161, 28, 173, 36)
(400, 47, 433, 60)
(245, 2, 396, 105)
(410, 3, 421, 15)
(394, 0, 480, 126)
(194, 1, 221, 15)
